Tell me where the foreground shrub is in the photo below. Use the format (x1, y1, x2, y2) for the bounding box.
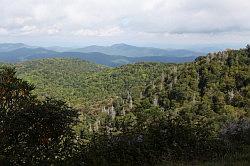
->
(0, 67, 79, 165)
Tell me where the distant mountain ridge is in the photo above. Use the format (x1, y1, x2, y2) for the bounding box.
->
(0, 43, 204, 57)
(0, 43, 35, 52)
(0, 43, 201, 66)
(0, 47, 196, 66)
(70, 43, 204, 57)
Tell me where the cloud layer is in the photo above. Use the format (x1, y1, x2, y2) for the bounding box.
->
(1, 0, 249, 46)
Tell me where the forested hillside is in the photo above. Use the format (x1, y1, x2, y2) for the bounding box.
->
(12, 47, 249, 115)
(0, 47, 249, 165)
(80, 47, 250, 165)
(15, 59, 174, 109)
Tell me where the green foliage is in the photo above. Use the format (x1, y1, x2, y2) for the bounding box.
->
(79, 47, 250, 165)
(16, 59, 173, 110)
(0, 67, 79, 165)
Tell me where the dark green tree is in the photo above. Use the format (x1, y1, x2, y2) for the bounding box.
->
(0, 67, 79, 165)
(246, 44, 250, 57)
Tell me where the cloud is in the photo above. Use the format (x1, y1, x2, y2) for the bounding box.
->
(73, 27, 123, 37)
(0, 27, 8, 35)
(0, 0, 249, 45)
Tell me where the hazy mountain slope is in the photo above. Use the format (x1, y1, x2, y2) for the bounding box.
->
(0, 47, 196, 66)
(0, 47, 58, 62)
(0, 43, 34, 52)
(70, 43, 204, 57)
(58, 52, 130, 66)
(0, 43, 71, 52)
(130, 56, 196, 63)
(0, 47, 126, 66)
(46, 46, 75, 52)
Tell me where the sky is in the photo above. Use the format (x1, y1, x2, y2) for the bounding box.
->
(0, 0, 250, 48)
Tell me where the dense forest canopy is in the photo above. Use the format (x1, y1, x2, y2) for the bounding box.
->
(14, 59, 176, 110)
(9, 48, 250, 115)
(0, 46, 250, 165)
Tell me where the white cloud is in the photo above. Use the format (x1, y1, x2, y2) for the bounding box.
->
(0, 0, 249, 45)
(0, 27, 8, 35)
(73, 27, 123, 37)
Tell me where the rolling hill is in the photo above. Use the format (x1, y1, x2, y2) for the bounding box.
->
(9, 58, 174, 109)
